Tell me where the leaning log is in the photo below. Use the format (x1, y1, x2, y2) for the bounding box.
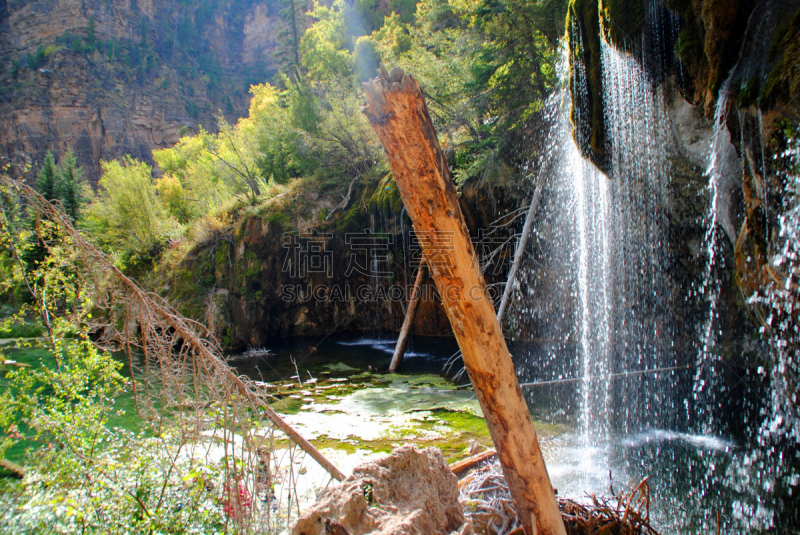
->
(362, 67, 566, 535)
(496, 177, 545, 324)
(389, 262, 427, 372)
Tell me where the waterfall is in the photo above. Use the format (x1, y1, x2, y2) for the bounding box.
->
(691, 76, 731, 433)
(509, 1, 800, 530)
(570, 121, 612, 444)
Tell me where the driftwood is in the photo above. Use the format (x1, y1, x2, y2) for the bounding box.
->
(450, 448, 497, 475)
(459, 459, 660, 535)
(389, 262, 428, 372)
(362, 66, 565, 535)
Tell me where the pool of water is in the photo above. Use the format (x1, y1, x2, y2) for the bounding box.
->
(4, 333, 799, 532)
(228, 332, 462, 384)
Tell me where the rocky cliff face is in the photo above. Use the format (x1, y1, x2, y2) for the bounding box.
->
(0, 0, 285, 184)
(567, 0, 800, 352)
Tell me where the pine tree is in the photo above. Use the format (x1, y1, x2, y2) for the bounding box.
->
(275, 0, 310, 75)
(36, 152, 58, 202)
(55, 149, 84, 221)
(86, 15, 97, 50)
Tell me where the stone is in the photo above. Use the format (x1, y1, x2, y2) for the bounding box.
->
(291, 445, 470, 535)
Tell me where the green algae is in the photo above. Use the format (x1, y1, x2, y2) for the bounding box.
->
(270, 373, 569, 465)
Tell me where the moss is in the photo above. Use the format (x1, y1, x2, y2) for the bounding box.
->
(737, 75, 761, 107)
(567, 0, 606, 168)
(599, 0, 645, 48)
(0, 320, 45, 339)
(267, 211, 290, 226)
(334, 200, 366, 234)
(213, 244, 229, 267)
(759, 5, 800, 110)
(701, 0, 749, 93)
(304, 407, 567, 463)
(267, 396, 306, 415)
(367, 173, 404, 217)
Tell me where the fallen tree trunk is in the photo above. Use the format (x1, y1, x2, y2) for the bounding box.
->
(363, 66, 565, 535)
(389, 262, 427, 372)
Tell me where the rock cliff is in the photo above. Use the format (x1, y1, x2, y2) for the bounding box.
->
(0, 0, 286, 184)
(567, 0, 800, 357)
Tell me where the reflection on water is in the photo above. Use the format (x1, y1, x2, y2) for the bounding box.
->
(229, 332, 460, 383)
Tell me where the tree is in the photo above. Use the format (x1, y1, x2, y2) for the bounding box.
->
(86, 15, 97, 50)
(35, 152, 57, 202)
(299, 0, 353, 80)
(55, 148, 83, 221)
(90, 157, 177, 254)
(35, 150, 85, 220)
(276, 0, 310, 74)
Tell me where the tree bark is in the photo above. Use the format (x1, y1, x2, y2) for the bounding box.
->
(389, 262, 427, 372)
(362, 67, 565, 535)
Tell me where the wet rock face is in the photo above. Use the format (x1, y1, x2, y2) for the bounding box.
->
(174, 173, 525, 348)
(0, 0, 282, 185)
(291, 445, 470, 535)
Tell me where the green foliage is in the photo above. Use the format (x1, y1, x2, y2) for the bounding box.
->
(276, 0, 311, 73)
(55, 149, 83, 221)
(372, 13, 413, 56)
(86, 15, 97, 49)
(0, 320, 45, 339)
(25, 46, 47, 70)
(0, 206, 228, 532)
(354, 0, 385, 33)
(300, 0, 354, 80)
(251, 85, 305, 185)
(36, 152, 58, 202)
(34, 150, 85, 221)
(286, 75, 322, 134)
(87, 157, 180, 258)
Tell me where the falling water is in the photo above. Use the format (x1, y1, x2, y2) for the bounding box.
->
(571, 127, 612, 444)
(510, 3, 800, 530)
(691, 77, 731, 433)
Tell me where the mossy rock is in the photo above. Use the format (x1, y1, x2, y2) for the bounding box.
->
(367, 173, 404, 217)
(567, 0, 606, 169)
(760, 5, 800, 110)
(600, 0, 645, 48)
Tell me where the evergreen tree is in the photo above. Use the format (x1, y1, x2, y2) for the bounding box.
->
(275, 0, 310, 75)
(86, 15, 97, 50)
(36, 152, 58, 202)
(55, 148, 84, 221)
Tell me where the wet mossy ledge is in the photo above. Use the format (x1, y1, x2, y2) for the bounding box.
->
(148, 167, 528, 350)
(567, 0, 606, 169)
(564, 0, 800, 171)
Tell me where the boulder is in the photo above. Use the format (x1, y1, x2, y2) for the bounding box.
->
(291, 445, 470, 535)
